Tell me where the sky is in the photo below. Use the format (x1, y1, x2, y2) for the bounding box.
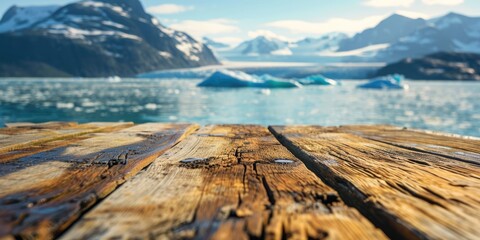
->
(1, 0, 479, 45)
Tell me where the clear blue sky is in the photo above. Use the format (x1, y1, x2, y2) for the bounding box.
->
(1, 0, 479, 45)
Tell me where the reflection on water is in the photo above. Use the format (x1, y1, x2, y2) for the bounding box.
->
(0, 78, 478, 137)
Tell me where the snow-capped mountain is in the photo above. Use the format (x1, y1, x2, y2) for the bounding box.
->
(231, 36, 291, 56)
(337, 14, 427, 52)
(377, 12, 480, 62)
(205, 12, 480, 62)
(227, 33, 348, 57)
(202, 37, 230, 49)
(291, 33, 348, 55)
(0, 5, 60, 33)
(0, 0, 219, 77)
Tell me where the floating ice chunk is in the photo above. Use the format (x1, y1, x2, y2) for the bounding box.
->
(107, 76, 121, 83)
(357, 74, 408, 90)
(198, 70, 301, 89)
(198, 70, 258, 88)
(145, 103, 157, 110)
(257, 74, 303, 88)
(56, 102, 74, 109)
(298, 74, 338, 86)
(259, 89, 271, 95)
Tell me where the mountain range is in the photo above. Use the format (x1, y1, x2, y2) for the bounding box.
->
(0, 0, 219, 77)
(221, 33, 348, 57)
(212, 12, 480, 63)
(0, 1, 478, 77)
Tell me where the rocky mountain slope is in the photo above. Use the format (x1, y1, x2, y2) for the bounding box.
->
(0, 0, 219, 77)
(338, 14, 427, 52)
(377, 13, 480, 62)
(376, 52, 480, 80)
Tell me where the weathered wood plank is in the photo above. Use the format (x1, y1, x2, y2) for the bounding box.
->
(62, 125, 386, 240)
(0, 122, 134, 163)
(270, 126, 480, 240)
(0, 123, 198, 239)
(4, 122, 78, 129)
(337, 125, 480, 165)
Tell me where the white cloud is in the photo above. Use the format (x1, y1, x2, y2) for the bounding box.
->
(147, 4, 194, 15)
(364, 0, 415, 7)
(422, 0, 464, 5)
(169, 19, 240, 38)
(247, 30, 291, 41)
(265, 15, 385, 35)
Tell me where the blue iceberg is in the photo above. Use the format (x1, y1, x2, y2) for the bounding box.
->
(197, 70, 302, 88)
(357, 74, 408, 90)
(298, 74, 339, 86)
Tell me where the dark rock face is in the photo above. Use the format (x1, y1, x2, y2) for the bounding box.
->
(376, 52, 480, 80)
(0, 0, 219, 77)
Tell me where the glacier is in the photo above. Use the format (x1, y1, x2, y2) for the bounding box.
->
(138, 69, 214, 79)
(357, 74, 408, 90)
(197, 70, 301, 88)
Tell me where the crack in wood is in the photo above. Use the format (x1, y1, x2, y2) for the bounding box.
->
(269, 125, 480, 240)
(59, 125, 387, 240)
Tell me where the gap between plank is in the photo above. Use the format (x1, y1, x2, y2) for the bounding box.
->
(53, 125, 201, 239)
(268, 126, 415, 240)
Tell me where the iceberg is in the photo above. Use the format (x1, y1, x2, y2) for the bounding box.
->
(357, 74, 408, 90)
(197, 70, 301, 88)
(298, 74, 338, 86)
(257, 74, 303, 88)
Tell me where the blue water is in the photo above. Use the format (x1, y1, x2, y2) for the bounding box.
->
(0, 78, 479, 137)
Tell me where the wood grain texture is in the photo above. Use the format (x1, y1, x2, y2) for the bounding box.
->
(0, 122, 133, 163)
(4, 122, 78, 129)
(270, 125, 480, 240)
(62, 125, 386, 240)
(0, 123, 197, 239)
(336, 125, 480, 166)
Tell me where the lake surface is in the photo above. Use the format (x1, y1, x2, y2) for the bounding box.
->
(0, 78, 479, 137)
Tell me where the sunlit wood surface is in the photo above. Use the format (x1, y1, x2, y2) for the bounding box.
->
(0, 123, 478, 239)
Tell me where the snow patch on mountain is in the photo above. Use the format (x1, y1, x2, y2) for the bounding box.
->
(320, 44, 390, 57)
(173, 33, 204, 61)
(80, 1, 129, 17)
(0, 5, 59, 33)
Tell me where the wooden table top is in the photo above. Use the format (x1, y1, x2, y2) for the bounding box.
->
(0, 122, 478, 240)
